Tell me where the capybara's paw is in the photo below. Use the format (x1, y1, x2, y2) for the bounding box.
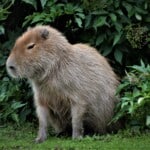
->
(72, 132, 83, 140)
(35, 136, 47, 143)
(72, 127, 83, 140)
(72, 135, 83, 140)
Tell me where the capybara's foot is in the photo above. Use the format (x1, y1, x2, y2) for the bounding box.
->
(35, 135, 47, 143)
(72, 129, 83, 140)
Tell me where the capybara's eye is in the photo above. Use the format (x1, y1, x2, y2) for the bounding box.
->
(27, 43, 35, 50)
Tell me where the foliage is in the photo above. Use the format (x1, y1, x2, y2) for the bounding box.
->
(125, 24, 148, 49)
(113, 61, 150, 131)
(0, 78, 32, 125)
(0, 0, 150, 125)
(22, 0, 85, 30)
(0, 0, 15, 35)
(82, 0, 150, 66)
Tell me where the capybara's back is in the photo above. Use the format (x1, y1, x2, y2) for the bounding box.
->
(6, 25, 119, 143)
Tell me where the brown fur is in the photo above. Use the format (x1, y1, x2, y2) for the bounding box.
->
(6, 25, 119, 143)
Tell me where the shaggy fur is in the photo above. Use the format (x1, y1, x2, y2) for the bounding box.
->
(6, 25, 119, 143)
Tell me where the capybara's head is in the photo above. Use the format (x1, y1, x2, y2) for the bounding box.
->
(6, 26, 67, 79)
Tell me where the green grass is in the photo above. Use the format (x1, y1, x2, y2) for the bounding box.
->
(0, 124, 150, 150)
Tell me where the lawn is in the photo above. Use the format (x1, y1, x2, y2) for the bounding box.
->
(0, 124, 150, 150)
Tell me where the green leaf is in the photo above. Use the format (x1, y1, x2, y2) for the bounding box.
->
(122, 2, 132, 15)
(11, 113, 19, 124)
(144, 2, 148, 9)
(101, 45, 112, 56)
(3, 77, 9, 82)
(109, 13, 117, 22)
(130, 65, 146, 73)
(140, 60, 145, 68)
(133, 88, 141, 98)
(122, 2, 136, 18)
(113, 32, 122, 46)
(30, 13, 47, 24)
(64, 3, 74, 14)
(93, 16, 107, 28)
(116, 9, 124, 16)
(76, 13, 85, 19)
(40, 0, 48, 9)
(135, 6, 147, 15)
(116, 82, 129, 95)
(0, 93, 6, 102)
(135, 13, 142, 21)
(0, 25, 5, 35)
(75, 17, 82, 28)
(114, 49, 123, 64)
(138, 97, 144, 105)
(121, 102, 129, 109)
(95, 35, 105, 46)
(22, 0, 37, 10)
(91, 10, 108, 15)
(85, 14, 92, 29)
(11, 102, 26, 110)
(146, 116, 150, 126)
(114, 22, 123, 32)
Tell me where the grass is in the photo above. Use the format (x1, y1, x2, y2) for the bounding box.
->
(0, 124, 150, 150)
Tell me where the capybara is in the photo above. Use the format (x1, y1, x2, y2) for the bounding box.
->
(6, 25, 119, 143)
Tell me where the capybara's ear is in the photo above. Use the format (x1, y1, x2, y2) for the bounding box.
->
(40, 28, 49, 39)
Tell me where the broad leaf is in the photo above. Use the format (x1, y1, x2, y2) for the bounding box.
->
(75, 17, 82, 28)
(22, 0, 37, 10)
(11, 113, 19, 124)
(95, 34, 105, 46)
(109, 13, 117, 22)
(0, 25, 5, 35)
(113, 32, 122, 46)
(93, 16, 107, 28)
(40, 0, 48, 9)
(114, 49, 123, 64)
(11, 102, 26, 110)
(146, 116, 150, 126)
(135, 13, 142, 21)
(85, 14, 92, 29)
(101, 45, 112, 56)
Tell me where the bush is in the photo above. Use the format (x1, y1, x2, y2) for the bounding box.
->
(112, 61, 150, 131)
(0, 78, 33, 125)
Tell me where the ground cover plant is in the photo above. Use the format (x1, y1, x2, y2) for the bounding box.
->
(0, 124, 150, 150)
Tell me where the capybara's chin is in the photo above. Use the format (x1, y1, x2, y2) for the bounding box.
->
(6, 25, 120, 143)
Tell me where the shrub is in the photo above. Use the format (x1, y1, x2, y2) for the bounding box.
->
(112, 61, 150, 131)
(0, 78, 33, 125)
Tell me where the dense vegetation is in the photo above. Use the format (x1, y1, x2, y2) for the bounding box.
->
(113, 61, 150, 131)
(0, 0, 150, 132)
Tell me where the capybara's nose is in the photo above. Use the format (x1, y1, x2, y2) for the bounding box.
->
(6, 57, 17, 75)
(8, 65, 16, 71)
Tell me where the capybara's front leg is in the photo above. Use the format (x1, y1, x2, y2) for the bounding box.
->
(71, 104, 85, 139)
(35, 105, 49, 143)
